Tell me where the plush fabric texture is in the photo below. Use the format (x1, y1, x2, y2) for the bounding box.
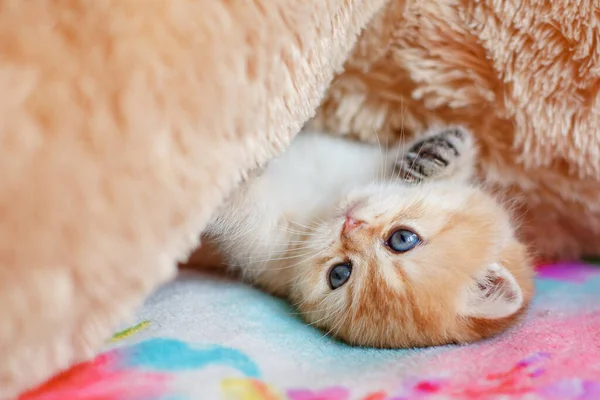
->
(0, 0, 386, 397)
(311, 0, 600, 260)
(19, 261, 600, 400)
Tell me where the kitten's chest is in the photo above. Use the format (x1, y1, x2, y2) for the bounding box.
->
(255, 133, 385, 219)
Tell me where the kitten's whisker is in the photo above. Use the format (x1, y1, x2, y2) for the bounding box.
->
(292, 299, 344, 319)
(317, 304, 348, 342)
(246, 239, 309, 247)
(246, 249, 313, 260)
(303, 303, 346, 328)
(256, 242, 318, 251)
(393, 101, 409, 183)
(384, 129, 391, 181)
(331, 310, 350, 341)
(244, 250, 317, 264)
(288, 220, 317, 231)
(290, 292, 323, 312)
(373, 127, 385, 183)
(243, 246, 328, 271)
(278, 228, 321, 237)
(287, 243, 323, 251)
(276, 227, 304, 234)
(267, 248, 317, 256)
(269, 247, 329, 271)
(290, 297, 307, 310)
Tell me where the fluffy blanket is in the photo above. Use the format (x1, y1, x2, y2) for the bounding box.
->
(19, 261, 600, 400)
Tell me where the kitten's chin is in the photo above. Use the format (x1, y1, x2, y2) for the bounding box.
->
(312, 308, 530, 349)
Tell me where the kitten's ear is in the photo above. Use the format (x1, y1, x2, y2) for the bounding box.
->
(459, 263, 523, 320)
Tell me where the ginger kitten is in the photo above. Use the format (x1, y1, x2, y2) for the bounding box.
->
(204, 127, 534, 348)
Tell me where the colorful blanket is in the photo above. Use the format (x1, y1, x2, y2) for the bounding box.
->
(18, 261, 600, 400)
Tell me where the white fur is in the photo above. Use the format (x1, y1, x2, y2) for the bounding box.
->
(205, 131, 397, 287)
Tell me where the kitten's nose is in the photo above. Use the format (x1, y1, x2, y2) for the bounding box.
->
(343, 216, 364, 236)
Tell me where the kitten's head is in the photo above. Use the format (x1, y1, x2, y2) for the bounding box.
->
(290, 182, 534, 348)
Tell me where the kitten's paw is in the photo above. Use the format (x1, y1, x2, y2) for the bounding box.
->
(396, 126, 476, 183)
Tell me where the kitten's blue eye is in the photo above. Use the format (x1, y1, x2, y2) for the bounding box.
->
(328, 262, 352, 290)
(387, 229, 420, 253)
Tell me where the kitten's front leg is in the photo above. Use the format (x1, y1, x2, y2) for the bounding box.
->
(394, 126, 477, 183)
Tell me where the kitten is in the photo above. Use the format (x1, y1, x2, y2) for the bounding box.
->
(204, 127, 534, 348)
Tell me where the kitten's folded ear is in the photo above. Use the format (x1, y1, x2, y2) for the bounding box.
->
(459, 263, 524, 320)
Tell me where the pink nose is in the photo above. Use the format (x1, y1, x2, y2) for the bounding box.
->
(342, 216, 364, 235)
